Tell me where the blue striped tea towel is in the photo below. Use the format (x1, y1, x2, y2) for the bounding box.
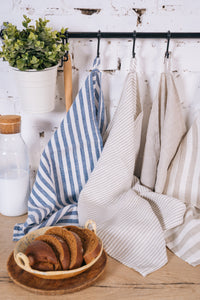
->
(13, 57, 107, 241)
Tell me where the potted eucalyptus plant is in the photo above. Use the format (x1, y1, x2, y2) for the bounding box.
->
(0, 15, 68, 113)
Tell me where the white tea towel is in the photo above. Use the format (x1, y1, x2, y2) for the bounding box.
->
(140, 60, 186, 192)
(164, 114, 200, 266)
(78, 58, 186, 276)
(13, 57, 107, 241)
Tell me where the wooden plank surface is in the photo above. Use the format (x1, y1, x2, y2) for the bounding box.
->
(1, 214, 200, 300)
(7, 251, 107, 295)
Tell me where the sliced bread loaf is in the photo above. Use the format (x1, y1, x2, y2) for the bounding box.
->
(25, 240, 59, 271)
(45, 227, 83, 269)
(35, 234, 70, 270)
(64, 225, 101, 264)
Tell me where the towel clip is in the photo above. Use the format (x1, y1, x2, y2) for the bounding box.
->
(132, 30, 136, 58)
(97, 30, 101, 58)
(165, 30, 171, 59)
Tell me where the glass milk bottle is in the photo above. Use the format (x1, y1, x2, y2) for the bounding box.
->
(0, 115, 30, 216)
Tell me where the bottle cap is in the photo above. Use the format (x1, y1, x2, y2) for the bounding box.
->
(0, 115, 21, 134)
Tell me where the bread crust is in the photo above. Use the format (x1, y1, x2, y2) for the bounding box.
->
(83, 241, 102, 264)
(64, 226, 101, 264)
(25, 240, 59, 271)
(45, 227, 83, 269)
(35, 234, 70, 270)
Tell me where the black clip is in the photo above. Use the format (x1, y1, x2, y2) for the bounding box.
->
(60, 30, 69, 67)
(165, 30, 171, 59)
(0, 22, 9, 40)
(0, 29, 3, 40)
(132, 30, 136, 58)
(97, 30, 101, 58)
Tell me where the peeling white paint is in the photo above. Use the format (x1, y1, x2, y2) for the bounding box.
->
(1, 0, 200, 181)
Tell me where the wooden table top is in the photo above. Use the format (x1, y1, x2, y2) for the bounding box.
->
(1, 213, 200, 300)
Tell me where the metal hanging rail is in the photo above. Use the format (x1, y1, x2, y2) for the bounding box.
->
(59, 30, 200, 65)
(65, 32, 200, 39)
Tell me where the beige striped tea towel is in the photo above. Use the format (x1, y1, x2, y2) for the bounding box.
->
(140, 60, 186, 193)
(78, 58, 186, 276)
(164, 114, 200, 266)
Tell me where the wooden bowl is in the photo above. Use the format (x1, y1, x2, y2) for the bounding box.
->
(14, 220, 103, 279)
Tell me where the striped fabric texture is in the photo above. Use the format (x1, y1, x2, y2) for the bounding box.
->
(13, 57, 107, 241)
(164, 115, 200, 266)
(78, 58, 186, 276)
(140, 62, 186, 193)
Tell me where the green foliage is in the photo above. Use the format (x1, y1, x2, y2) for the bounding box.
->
(0, 15, 69, 70)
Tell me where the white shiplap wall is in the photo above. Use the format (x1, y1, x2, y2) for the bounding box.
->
(1, 0, 200, 185)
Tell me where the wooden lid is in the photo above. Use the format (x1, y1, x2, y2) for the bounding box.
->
(0, 115, 21, 134)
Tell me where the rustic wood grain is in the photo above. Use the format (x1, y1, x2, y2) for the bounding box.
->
(1, 214, 200, 300)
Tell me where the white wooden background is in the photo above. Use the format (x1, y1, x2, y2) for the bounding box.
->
(1, 0, 200, 185)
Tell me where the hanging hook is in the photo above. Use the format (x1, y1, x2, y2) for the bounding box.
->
(165, 30, 171, 59)
(0, 29, 4, 40)
(60, 30, 69, 67)
(97, 30, 101, 58)
(132, 30, 136, 58)
(0, 22, 9, 40)
(63, 30, 69, 62)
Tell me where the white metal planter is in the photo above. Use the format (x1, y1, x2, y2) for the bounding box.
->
(12, 64, 58, 113)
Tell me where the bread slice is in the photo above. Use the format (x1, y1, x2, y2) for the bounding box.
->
(35, 234, 70, 270)
(64, 225, 101, 264)
(25, 240, 59, 271)
(45, 227, 83, 269)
